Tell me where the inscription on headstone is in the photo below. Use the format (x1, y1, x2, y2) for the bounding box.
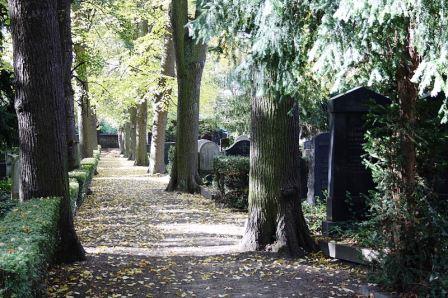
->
(324, 87, 389, 234)
(198, 139, 221, 173)
(225, 139, 250, 157)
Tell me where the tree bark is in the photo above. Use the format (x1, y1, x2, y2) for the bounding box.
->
(74, 44, 96, 158)
(134, 21, 149, 166)
(123, 122, 132, 158)
(135, 99, 149, 166)
(149, 21, 175, 174)
(57, 0, 79, 171)
(128, 107, 137, 161)
(118, 127, 125, 154)
(166, 0, 207, 193)
(241, 91, 315, 256)
(8, 0, 85, 262)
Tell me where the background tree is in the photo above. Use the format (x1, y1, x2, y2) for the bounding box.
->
(149, 11, 175, 174)
(58, 0, 79, 170)
(8, 0, 84, 262)
(166, 0, 207, 193)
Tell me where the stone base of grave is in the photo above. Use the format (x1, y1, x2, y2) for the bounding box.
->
(318, 239, 379, 265)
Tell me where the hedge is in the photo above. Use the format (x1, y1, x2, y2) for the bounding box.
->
(0, 151, 101, 296)
(0, 198, 61, 297)
(69, 179, 80, 214)
(213, 156, 250, 210)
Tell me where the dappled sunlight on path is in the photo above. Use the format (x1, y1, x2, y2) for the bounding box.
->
(47, 150, 367, 297)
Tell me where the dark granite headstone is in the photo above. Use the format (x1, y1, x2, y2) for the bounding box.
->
(305, 132, 330, 204)
(225, 140, 250, 157)
(323, 87, 389, 234)
(0, 162, 6, 180)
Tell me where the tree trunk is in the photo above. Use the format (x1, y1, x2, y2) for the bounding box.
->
(58, 0, 79, 171)
(90, 110, 98, 149)
(134, 20, 149, 166)
(241, 92, 315, 256)
(123, 122, 131, 158)
(8, 0, 85, 262)
(166, 0, 207, 193)
(149, 22, 175, 174)
(118, 128, 125, 154)
(74, 44, 96, 158)
(128, 107, 137, 161)
(135, 99, 149, 166)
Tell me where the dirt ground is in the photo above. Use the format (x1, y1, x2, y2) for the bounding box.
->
(47, 150, 373, 297)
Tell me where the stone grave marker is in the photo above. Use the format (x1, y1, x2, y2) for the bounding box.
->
(304, 132, 330, 205)
(0, 153, 6, 179)
(235, 135, 250, 142)
(323, 87, 389, 234)
(225, 138, 250, 157)
(198, 139, 221, 173)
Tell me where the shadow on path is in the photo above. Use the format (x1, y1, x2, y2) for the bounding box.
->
(47, 150, 366, 297)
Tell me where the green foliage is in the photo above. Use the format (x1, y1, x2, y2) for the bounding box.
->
(309, 0, 448, 112)
(98, 120, 118, 135)
(0, 178, 11, 192)
(0, 179, 14, 219)
(363, 101, 448, 294)
(166, 145, 175, 175)
(301, 201, 326, 235)
(213, 156, 249, 210)
(0, 198, 61, 297)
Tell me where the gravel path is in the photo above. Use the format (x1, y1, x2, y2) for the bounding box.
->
(47, 150, 369, 297)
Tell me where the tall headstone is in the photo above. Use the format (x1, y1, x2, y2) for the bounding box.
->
(323, 87, 389, 234)
(225, 139, 250, 157)
(304, 132, 330, 204)
(198, 139, 221, 173)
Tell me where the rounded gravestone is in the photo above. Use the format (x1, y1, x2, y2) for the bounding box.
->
(235, 135, 250, 142)
(198, 139, 220, 172)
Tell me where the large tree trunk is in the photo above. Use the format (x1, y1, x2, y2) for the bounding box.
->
(134, 21, 149, 166)
(166, 0, 207, 193)
(74, 44, 96, 158)
(58, 0, 79, 171)
(135, 99, 149, 166)
(241, 92, 315, 256)
(128, 107, 137, 161)
(118, 128, 125, 154)
(8, 0, 85, 262)
(123, 122, 131, 158)
(90, 111, 98, 149)
(149, 22, 175, 174)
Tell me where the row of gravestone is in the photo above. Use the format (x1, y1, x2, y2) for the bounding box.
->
(305, 87, 448, 235)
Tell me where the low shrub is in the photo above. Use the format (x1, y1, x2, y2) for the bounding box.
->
(80, 157, 98, 168)
(213, 156, 249, 210)
(0, 180, 15, 219)
(0, 197, 61, 297)
(302, 200, 326, 235)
